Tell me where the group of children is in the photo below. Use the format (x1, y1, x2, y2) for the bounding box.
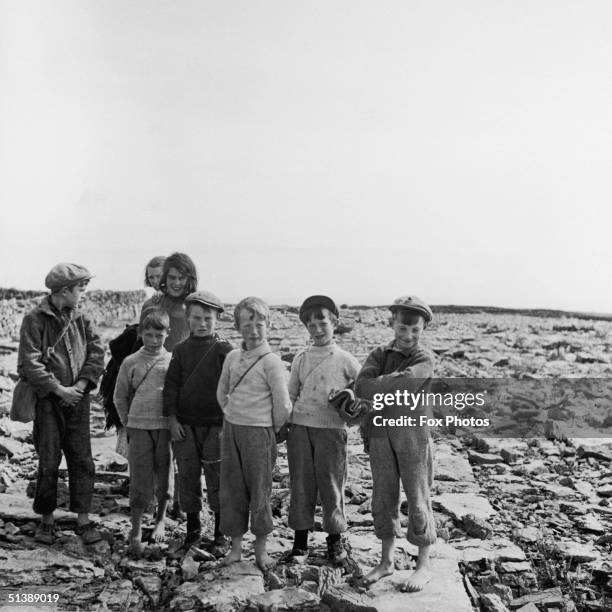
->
(18, 260, 438, 592)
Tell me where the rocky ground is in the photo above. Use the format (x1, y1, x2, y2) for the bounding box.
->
(0, 293, 611, 611)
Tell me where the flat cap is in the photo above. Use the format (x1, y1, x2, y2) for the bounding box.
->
(299, 295, 339, 322)
(45, 263, 93, 291)
(185, 290, 224, 313)
(389, 295, 433, 322)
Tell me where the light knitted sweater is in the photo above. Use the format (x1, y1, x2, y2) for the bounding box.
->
(114, 347, 171, 430)
(216, 341, 291, 430)
(289, 343, 361, 429)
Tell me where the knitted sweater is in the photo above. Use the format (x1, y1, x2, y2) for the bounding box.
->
(114, 347, 171, 430)
(289, 343, 361, 429)
(163, 334, 233, 426)
(217, 341, 291, 430)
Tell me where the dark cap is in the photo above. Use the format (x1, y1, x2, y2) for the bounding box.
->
(299, 295, 339, 323)
(389, 295, 433, 322)
(45, 263, 93, 291)
(185, 290, 224, 313)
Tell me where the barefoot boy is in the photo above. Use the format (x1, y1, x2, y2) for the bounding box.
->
(354, 296, 436, 592)
(163, 291, 233, 549)
(287, 295, 360, 563)
(17, 263, 104, 545)
(114, 309, 173, 554)
(216, 297, 291, 570)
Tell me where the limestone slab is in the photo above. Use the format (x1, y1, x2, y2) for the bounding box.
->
(323, 556, 473, 612)
(432, 492, 496, 522)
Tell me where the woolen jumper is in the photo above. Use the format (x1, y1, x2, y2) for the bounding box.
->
(163, 334, 233, 426)
(114, 347, 172, 430)
(216, 341, 291, 430)
(289, 343, 361, 429)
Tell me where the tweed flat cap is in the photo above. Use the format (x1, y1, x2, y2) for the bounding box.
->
(388, 295, 433, 322)
(45, 263, 93, 291)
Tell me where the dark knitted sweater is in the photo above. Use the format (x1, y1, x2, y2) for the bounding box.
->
(163, 334, 233, 425)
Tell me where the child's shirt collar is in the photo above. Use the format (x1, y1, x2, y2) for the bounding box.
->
(386, 340, 421, 359)
(240, 340, 271, 357)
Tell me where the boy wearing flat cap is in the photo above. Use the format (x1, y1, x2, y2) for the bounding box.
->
(17, 263, 104, 545)
(287, 295, 361, 563)
(354, 295, 436, 592)
(163, 290, 233, 549)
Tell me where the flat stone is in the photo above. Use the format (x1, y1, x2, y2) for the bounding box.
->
(432, 493, 496, 522)
(573, 480, 596, 498)
(462, 513, 493, 539)
(576, 441, 612, 462)
(134, 574, 163, 607)
(596, 483, 612, 497)
(468, 451, 504, 465)
(181, 551, 200, 581)
(323, 555, 472, 612)
(92, 448, 128, 472)
(515, 604, 539, 612)
(97, 579, 134, 609)
(248, 587, 321, 610)
(554, 540, 601, 563)
(0, 417, 32, 441)
(435, 446, 476, 483)
(500, 448, 520, 464)
(0, 548, 103, 587)
(512, 527, 541, 543)
(499, 561, 532, 573)
(0, 437, 32, 459)
(539, 482, 577, 498)
(559, 501, 588, 515)
(572, 513, 606, 534)
(0, 493, 76, 522)
(436, 538, 526, 563)
(509, 586, 563, 608)
(170, 561, 265, 610)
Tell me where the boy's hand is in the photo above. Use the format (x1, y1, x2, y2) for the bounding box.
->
(169, 416, 185, 442)
(74, 379, 89, 392)
(57, 385, 84, 407)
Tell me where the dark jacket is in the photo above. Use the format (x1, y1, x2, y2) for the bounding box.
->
(163, 334, 233, 425)
(354, 341, 435, 400)
(17, 296, 105, 398)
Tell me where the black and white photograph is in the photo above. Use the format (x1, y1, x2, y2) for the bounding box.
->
(1, 1, 611, 610)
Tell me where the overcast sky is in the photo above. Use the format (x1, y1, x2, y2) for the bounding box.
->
(1, 1, 611, 310)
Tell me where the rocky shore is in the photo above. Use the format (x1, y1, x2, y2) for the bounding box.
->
(0, 293, 610, 611)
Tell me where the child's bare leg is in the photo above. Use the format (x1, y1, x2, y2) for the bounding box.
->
(220, 535, 242, 565)
(254, 535, 274, 571)
(151, 498, 168, 542)
(400, 544, 432, 592)
(129, 508, 145, 555)
(363, 537, 395, 585)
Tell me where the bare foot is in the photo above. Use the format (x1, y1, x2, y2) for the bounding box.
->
(129, 536, 144, 557)
(151, 520, 166, 543)
(400, 567, 431, 592)
(220, 549, 242, 566)
(255, 551, 275, 571)
(363, 562, 394, 586)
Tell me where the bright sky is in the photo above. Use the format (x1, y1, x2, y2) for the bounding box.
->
(1, 1, 611, 311)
